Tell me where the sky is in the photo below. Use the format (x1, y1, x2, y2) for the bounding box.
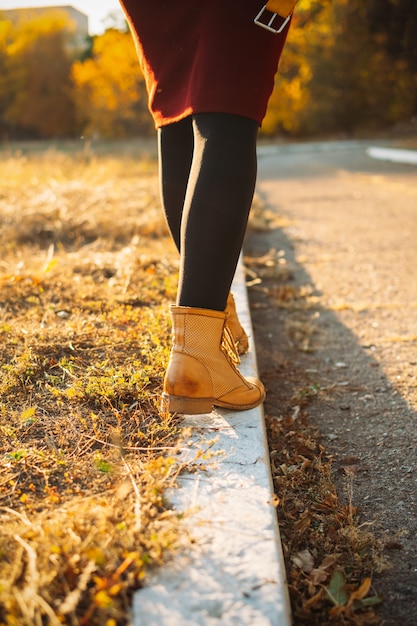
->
(0, 1, 124, 34)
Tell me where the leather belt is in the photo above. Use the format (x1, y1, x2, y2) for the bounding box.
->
(254, 0, 297, 33)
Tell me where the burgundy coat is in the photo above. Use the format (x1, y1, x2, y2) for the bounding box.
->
(119, 0, 290, 128)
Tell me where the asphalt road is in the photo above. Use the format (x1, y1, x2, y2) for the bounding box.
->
(251, 139, 417, 625)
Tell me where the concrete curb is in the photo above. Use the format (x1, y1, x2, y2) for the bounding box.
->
(132, 259, 292, 626)
(366, 146, 417, 165)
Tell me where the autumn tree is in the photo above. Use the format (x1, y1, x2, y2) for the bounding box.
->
(0, 20, 12, 137)
(0, 11, 79, 138)
(262, 0, 326, 135)
(305, 0, 415, 133)
(263, 0, 416, 136)
(366, 0, 417, 72)
(72, 28, 152, 138)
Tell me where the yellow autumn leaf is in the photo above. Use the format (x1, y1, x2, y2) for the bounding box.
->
(94, 590, 113, 609)
(347, 577, 372, 605)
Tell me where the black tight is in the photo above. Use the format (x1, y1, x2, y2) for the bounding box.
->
(158, 112, 258, 311)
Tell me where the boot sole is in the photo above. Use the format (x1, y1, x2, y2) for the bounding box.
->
(160, 392, 265, 416)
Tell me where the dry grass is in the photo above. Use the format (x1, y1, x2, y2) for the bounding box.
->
(0, 141, 189, 625)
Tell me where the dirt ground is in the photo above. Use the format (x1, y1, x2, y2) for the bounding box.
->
(245, 139, 417, 625)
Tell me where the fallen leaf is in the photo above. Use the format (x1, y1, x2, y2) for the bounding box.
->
(310, 566, 330, 585)
(348, 577, 372, 605)
(291, 549, 315, 573)
(325, 570, 348, 607)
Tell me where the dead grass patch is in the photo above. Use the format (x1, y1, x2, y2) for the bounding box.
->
(0, 142, 189, 625)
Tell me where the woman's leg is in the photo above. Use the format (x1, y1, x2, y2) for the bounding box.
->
(178, 112, 258, 311)
(160, 112, 263, 414)
(158, 117, 194, 252)
(158, 113, 258, 307)
(158, 112, 253, 353)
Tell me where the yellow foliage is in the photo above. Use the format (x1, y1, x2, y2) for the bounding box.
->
(72, 29, 150, 138)
(262, 0, 327, 134)
(5, 11, 74, 56)
(262, 0, 416, 135)
(1, 12, 78, 137)
(0, 18, 13, 47)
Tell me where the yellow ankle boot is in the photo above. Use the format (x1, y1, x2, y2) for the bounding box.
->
(161, 306, 265, 415)
(225, 293, 249, 355)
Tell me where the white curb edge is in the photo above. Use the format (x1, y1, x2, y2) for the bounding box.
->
(132, 258, 292, 626)
(366, 146, 417, 165)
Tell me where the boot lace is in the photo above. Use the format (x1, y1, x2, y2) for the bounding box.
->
(221, 325, 241, 366)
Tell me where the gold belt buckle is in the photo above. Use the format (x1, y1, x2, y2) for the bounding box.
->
(254, 5, 291, 33)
